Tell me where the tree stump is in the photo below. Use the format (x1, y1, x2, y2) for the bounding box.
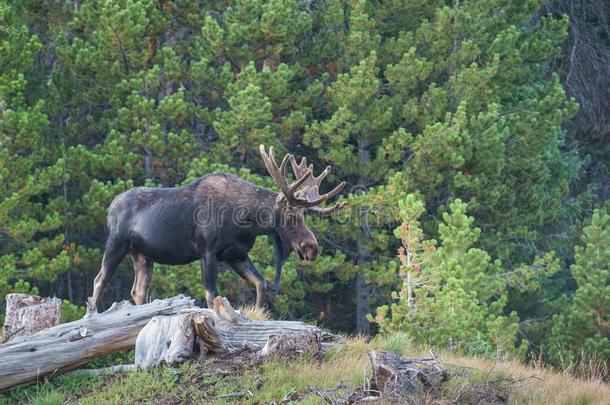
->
(2, 294, 61, 342)
(368, 350, 449, 395)
(135, 311, 199, 368)
(260, 330, 324, 360)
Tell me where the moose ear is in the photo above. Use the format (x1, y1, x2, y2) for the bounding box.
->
(274, 193, 289, 210)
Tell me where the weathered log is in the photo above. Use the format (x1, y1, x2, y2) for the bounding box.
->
(135, 296, 323, 369)
(368, 350, 449, 395)
(0, 295, 194, 392)
(2, 294, 61, 342)
(194, 297, 322, 353)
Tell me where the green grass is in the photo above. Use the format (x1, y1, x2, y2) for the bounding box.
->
(1, 370, 104, 405)
(2, 333, 608, 404)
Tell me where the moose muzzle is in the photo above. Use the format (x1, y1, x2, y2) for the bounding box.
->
(296, 240, 318, 261)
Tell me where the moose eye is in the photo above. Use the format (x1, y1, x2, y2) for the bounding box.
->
(283, 208, 301, 225)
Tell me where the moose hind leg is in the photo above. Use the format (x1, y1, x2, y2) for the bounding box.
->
(86, 237, 129, 314)
(131, 252, 153, 305)
(228, 256, 270, 308)
(201, 252, 218, 308)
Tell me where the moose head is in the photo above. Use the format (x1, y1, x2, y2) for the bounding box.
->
(259, 145, 346, 262)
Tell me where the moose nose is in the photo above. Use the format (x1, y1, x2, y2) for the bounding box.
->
(299, 241, 318, 261)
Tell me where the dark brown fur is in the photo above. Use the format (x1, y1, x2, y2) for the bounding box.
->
(86, 172, 317, 313)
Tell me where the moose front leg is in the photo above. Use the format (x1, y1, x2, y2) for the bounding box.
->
(271, 234, 287, 294)
(228, 256, 270, 308)
(201, 251, 218, 308)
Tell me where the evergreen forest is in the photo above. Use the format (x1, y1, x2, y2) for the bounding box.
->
(1, 0, 608, 373)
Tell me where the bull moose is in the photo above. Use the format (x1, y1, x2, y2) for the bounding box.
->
(86, 145, 346, 314)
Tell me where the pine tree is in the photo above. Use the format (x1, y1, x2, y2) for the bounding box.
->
(373, 197, 521, 357)
(548, 207, 610, 368)
(302, 0, 582, 335)
(0, 0, 591, 347)
(0, 4, 71, 322)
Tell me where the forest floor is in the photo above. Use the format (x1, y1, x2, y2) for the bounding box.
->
(1, 331, 608, 405)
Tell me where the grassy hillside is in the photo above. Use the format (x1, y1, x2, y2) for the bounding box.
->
(2, 333, 608, 405)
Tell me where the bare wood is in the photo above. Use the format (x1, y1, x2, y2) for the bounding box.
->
(135, 312, 198, 369)
(194, 297, 321, 353)
(2, 294, 61, 342)
(134, 296, 322, 369)
(0, 295, 194, 392)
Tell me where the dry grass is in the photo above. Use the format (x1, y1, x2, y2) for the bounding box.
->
(256, 333, 610, 404)
(558, 353, 609, 382)
(239, 304, 272, 321)
(442, 354, 610, 405)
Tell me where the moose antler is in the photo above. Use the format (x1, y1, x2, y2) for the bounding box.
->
(289, 155, 346, 216)
(259, 145, 313, 207)
(259, 145, 346, 216)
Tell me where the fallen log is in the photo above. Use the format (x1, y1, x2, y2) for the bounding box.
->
(135, 296, 324, 369)
(194, 297, 323, 353)
(0, 295, 194, 392)
(2, 294, 61, 342)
